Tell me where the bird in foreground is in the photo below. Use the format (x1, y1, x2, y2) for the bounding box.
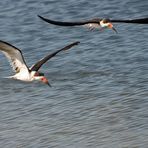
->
(0, 40, 80, 87)
(38, 15, 148, 33)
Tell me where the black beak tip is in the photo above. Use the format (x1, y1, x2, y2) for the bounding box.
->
(48, 84, 52, 87)
(113, 27, 118, 33)
(47, 82, 52, 87)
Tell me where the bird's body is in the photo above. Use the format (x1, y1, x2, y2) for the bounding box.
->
(0, 40, 79, 86)
(8, 70, 36, 81)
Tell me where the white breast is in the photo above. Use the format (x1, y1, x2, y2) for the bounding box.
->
(12, 69, 32, 81)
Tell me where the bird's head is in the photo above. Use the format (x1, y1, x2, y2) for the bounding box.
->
(33, 72, 51, 87)
(100, 19, 117, 33)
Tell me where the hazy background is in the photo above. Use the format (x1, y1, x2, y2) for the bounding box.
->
(0, 0, 148, 147)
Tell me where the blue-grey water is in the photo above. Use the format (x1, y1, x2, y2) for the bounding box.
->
(0, 0, 148, 147)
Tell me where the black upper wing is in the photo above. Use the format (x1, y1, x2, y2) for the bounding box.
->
(38, 15, 148, 25)
(110, 17, 148, 24)
(38, 15, 101, 26)
(30, 41, 80, 71)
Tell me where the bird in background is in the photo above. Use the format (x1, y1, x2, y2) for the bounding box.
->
(0, 40, 80, 87)
(38, 15, 117, 33)
(38, 15, 148, 33)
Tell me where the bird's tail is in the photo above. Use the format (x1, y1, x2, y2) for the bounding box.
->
(3, 76, 14, 79)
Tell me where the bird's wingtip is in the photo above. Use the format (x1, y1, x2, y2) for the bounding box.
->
(37, 15, 44, 19)
(69, 41, 80, 48)
(62, 41, 80, 51)
(74, 41, 80, 45)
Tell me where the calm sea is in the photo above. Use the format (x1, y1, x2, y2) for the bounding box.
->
(0, 0, 148, 147)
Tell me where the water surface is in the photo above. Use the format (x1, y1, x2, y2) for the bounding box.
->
(0, 0, 148, 147)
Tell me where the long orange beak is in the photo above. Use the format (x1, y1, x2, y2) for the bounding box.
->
(108, 23, 118, 33)
(41, 77, 51, 87)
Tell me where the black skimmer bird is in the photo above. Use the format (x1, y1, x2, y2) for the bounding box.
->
(38, 15, 117, 33)
(0, 40, 80, 87)
(38, 15, 148, 33)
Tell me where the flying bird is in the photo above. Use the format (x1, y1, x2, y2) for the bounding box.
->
(38, 15, 118, 33)
(38, 15, 148, 33)
(0, 40, 80, 87)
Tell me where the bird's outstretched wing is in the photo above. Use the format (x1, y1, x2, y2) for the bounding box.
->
(110, 18, 148, 24)
(38, 15, 148, 26)
(0, 40, 29, 74)
(30, 41, 80, 71)
(38, 15, 101, 27)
